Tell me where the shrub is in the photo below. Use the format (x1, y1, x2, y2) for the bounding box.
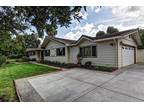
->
(8, 55, 23, 59)
(0, 55, 6, 66)
(41, 60, 77, 68)
(82, 63, 117, 72)
(84, 61, 92, 68)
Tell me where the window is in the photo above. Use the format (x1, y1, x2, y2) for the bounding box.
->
(56, 47, 65, 56)
(84, 46, 91, 57)
(92, 46, 97, 57)
(44, 50, 50, 56)
(80, 45, 97, 57)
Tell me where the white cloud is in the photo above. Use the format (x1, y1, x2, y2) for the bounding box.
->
(64, 31, 81, 40)
(78, 11, 88, 20)
(89, 6, 101, 13)
(79, 23, 95, 33)
(64, 6, 144, 40)
(111, 6, 144, 20)
(95, 8, 101, 13)
(64, 23, 97, 40)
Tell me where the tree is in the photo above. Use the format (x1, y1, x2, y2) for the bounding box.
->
(12, 34, 41, 55)
(96, 31, 105, 37)
(0, 6, 86, 38)
(140, 32, 144, 48)
(0, 7, 27, 35)
(23, 34, 40, 48)
(106, 26, 119, 34)
(0, 31, 14, 56)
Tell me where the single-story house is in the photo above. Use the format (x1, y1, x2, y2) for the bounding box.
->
(26, 28, 142, 68)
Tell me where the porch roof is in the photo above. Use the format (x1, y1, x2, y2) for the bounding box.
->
(26, 48, 43, 52)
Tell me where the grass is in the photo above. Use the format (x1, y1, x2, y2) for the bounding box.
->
(0, 62, 57, 101)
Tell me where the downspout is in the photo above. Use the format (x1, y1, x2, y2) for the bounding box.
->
(113, 38, 119, 68)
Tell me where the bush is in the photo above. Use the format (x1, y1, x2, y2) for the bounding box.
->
(93, 65, 117, 72)
(41, 60, 77, 68)
(82, 63, 117, 72)
(0, 55, 6, 66)
(8, 55, 23, 59)
(84, 61, 92, 68)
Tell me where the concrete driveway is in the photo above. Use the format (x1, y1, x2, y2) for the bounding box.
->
(15, 64, 144, 102)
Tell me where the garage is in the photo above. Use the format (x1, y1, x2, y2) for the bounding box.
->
(122, 45, 135, 67)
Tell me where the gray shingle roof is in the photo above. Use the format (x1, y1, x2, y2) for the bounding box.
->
(41, 28, 139, 47)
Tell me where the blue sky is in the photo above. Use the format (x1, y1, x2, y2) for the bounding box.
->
(56, 6, 144, 40)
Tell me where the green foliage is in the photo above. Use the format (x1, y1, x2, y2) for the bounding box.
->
(106, 26, 119, 34)
(0, 55, 6, 66)
(96, 31, 105, 36)
(0, 7, 27, 35)
(0, 33, 40, 57)
(141, 32, 144, 48)
(41, 60, 76, 68)
(0, 6, 85, 37)
(20, 34, 40, 48)
(82, 64, 117, 72)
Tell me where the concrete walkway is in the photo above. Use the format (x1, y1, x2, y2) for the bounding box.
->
(15, 64, 144, 102)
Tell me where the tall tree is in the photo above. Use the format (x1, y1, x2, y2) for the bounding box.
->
(140, 32, 144, 48)
(0, 6, 85, 38)
(13, 34, 41, 54)
(106, 26, 119, 34)
(0, 31, 13, 55)
(96, 31, 105, 37)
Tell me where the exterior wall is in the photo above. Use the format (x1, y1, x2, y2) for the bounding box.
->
(137, 49, 144, 63)
(117, 35, 137, 68)
(44, 41, 69, 63)
(70, 39, 117, 67)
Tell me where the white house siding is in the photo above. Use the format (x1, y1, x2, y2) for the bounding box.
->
(117, 35, 137, 68)
(137, 49, 144, 63)
(73, 39, 117, 67)
(44, 41, 68, 63)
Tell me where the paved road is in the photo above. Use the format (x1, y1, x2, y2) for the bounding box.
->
(15, 64, 144, 102)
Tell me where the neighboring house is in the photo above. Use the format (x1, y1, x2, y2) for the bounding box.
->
(26, 48, 43, 61)
(26, 28, 142, 68)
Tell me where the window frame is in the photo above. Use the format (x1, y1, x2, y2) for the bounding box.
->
(44, 50, 50, 56)
(79, 45, 97, 58)
(56, 47, 65, 56)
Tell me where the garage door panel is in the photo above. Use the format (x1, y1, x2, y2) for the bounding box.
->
(122, 46, 134, 67)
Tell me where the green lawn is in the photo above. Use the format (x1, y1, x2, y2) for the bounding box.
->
(0, 62, 57, 101)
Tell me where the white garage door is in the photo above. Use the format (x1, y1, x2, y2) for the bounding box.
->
(122, 46, 135, 67)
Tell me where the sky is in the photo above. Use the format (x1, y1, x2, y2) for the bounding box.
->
(56, 6, 144, 40)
